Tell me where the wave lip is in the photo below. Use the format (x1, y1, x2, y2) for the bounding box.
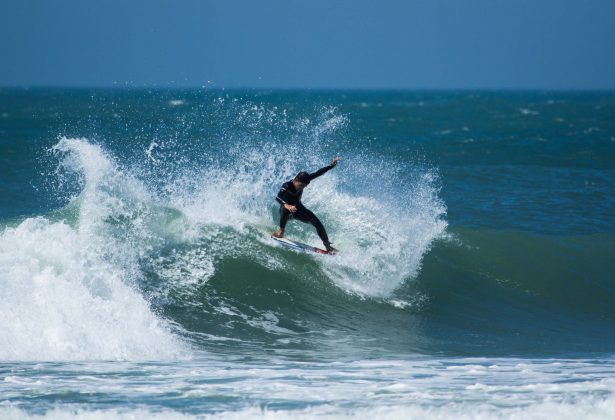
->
(0, 138, 188, 361)
(314, 170, 447, 296)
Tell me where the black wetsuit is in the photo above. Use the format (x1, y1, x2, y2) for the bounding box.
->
(275, 164, 334, 246)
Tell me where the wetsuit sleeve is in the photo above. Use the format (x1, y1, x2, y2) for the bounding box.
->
(308, 164, 334, 181)
(276, 184, 291, 205)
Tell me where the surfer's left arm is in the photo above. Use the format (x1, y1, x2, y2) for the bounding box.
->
(308, 157, 341, 180)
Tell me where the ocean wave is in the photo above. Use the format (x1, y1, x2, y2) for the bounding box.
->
(6, 96, 614, 361)
(5, 130, 615, 360)
(1, 102, 446, 360)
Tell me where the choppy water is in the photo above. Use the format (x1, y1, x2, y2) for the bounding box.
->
(1, 88, 614, 418)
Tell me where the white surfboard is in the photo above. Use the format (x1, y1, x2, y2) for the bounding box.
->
(271, 236, 335, 255)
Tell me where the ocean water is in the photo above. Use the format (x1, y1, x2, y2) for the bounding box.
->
(1, 88, 614, 419)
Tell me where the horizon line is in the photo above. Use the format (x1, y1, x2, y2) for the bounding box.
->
(2, 85, 615, 93)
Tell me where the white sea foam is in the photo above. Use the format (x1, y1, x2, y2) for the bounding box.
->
(2, 358, 615, 419)
(4, 400, 615, 420)
(0, 138, 187, 361)
(0, 217, 186, 361)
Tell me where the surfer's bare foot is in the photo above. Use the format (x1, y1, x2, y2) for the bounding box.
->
(273, 229, 284, 238)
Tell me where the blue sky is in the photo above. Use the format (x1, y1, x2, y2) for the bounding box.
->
(1, 0, 614, 89)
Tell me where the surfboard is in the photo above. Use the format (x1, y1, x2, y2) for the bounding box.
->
(271, 236, 335, 255)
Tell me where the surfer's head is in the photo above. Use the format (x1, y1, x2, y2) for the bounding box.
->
(293, 171, 311, 190)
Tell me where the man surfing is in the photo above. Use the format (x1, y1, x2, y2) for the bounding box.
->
(273, 157, 341, 253)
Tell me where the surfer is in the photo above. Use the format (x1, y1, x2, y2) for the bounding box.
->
(273, 157, 341, 253)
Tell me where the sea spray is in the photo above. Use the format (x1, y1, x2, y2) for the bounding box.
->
(13, 102, 447, 353)
(122, 101, 448, 298)
(0, 138, 187, 360)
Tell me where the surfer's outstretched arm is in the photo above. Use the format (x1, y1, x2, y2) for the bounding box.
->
(308, 157, 341, 181)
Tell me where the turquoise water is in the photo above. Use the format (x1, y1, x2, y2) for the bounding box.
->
(1, 88, 615, 418)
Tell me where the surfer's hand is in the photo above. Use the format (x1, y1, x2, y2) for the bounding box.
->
(285, 204, 297, 213)
(331, 156, 341, 167)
